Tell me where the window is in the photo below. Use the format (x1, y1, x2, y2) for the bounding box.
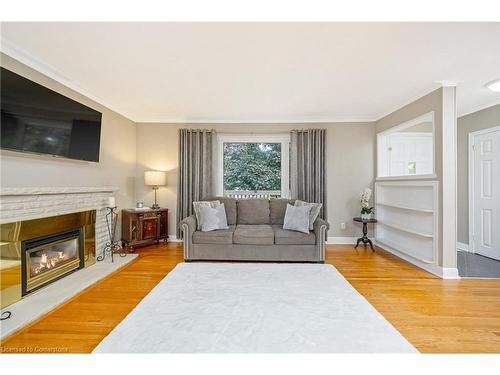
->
(377, 112, 435, 179)
(216, 134, 290, 198)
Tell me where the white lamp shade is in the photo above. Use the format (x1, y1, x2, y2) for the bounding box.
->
(144, 170, 167, 186)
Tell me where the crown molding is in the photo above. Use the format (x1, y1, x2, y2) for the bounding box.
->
(0, 37, 137, 122)
(458, 98, 500, 118)
(135, 117, 377, 124)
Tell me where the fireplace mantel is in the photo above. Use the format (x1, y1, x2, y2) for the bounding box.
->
(0, 186, 119, 224)
(0, 186, 119, 196)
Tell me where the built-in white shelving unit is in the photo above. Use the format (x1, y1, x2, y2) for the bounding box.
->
(375, 181, 438, 265)
(376, 201, 434, 213)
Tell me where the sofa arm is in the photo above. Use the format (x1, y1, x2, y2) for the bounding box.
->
(313, 218, 329, 262)
(180, 215, 197, 260)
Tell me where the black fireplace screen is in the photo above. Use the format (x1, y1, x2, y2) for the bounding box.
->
(21, 228, 84, 295)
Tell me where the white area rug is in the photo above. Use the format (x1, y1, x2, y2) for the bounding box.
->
(93, 263, 417, 353)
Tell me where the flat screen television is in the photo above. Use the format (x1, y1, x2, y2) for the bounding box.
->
(1, 67, 102, 162)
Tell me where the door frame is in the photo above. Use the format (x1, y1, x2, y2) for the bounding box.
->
(468, 125, 500, 254)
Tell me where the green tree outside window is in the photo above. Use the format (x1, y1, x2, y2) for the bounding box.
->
(223, 143, 281, 191)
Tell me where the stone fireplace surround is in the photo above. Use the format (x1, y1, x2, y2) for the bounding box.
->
(0, 187, 119, 259)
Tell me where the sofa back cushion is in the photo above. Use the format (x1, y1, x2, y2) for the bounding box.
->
(199, 203, 229, 232)
(237, 199, 270, 224)
(193, 200, 220, 230)
(205, 197, 237, 225)
(270, 198, 296, 225)
(283, 204, 312, 234)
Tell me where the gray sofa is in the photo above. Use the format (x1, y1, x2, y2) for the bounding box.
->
(180, 197, 329, 263)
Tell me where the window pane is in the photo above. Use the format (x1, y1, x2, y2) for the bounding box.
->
(223, 143, 281, 191)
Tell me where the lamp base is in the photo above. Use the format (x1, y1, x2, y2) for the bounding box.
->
(151, 203, 160, 210)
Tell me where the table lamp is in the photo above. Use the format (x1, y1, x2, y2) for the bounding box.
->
(144, 170, 166, 209)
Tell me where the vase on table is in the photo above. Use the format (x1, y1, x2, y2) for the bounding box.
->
(361, 212, 371, 220)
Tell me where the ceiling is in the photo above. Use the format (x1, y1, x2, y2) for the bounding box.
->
(1, 22, 500, 122)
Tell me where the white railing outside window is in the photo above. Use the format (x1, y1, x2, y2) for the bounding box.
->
(223, 190, 282, 199)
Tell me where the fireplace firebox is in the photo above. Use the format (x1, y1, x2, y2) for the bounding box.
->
(22, 229, 85, 295)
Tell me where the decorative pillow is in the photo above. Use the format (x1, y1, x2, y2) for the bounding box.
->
(193, 200, 220, 230)
(199, 203, 229, 232)
(283, 204, 312, 234)
(295, 200, 322, 230)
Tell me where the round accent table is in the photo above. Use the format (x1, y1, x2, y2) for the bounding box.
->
(353, 217, 377, 251)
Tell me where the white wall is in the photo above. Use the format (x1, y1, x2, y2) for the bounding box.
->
(135, 122, 376, 238)
(0, 54, 137, 211)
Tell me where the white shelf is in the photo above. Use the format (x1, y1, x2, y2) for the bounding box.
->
(375, 180, 438, 269)
(376, 238, 435, 264)
(378, 220, 433, 238)
(376, 201, 434, 213)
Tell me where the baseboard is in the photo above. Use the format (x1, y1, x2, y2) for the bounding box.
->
(457, 241, 469, 252)
(168, 235, 182, 243)
(376, 241, 460, 279)
(441, 267, 461, 279)
(326, 236, 375, 245)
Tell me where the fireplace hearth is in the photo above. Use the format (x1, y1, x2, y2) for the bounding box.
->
(22, 229, 85, 295)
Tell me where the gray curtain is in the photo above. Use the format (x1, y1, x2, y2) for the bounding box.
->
(177, 129, 216, 238)
(290, 129, 327, 220)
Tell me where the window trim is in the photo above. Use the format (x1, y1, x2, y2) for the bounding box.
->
(376, 111, 436, 180)
(216, 133, 291, 198)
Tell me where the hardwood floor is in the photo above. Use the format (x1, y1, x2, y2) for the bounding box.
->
(1, 243, 499, 353)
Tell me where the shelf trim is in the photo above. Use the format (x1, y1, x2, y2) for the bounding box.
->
(376, 238, 435, 264)
(376, 201, 434, 213)
(378, 221, 434, 238)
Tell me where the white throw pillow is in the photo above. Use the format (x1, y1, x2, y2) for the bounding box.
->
(295, 200, 323, 230)
(283, 204, 312, 234)
(199, 203, 229, 232)
(193, 200, 220, 230)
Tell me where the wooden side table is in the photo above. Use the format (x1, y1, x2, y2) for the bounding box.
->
(122, 208, 168, 251)
(353, 217, 377, 251)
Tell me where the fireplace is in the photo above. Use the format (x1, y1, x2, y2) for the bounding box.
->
(22, 229, 85, 295)
(0, 210, 96, 308)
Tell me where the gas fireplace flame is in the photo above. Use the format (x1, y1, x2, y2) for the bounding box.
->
(32, 251, 70, 275)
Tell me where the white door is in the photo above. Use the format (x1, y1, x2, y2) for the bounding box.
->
(471, 127, 500, 260)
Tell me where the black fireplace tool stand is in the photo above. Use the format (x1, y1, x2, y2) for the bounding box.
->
(97, 206, 126, 262)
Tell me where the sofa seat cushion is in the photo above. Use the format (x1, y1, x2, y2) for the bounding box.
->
(193, 226, 235, 244)
(234, 225, 274, 245)
(273, 225, 316, 245)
